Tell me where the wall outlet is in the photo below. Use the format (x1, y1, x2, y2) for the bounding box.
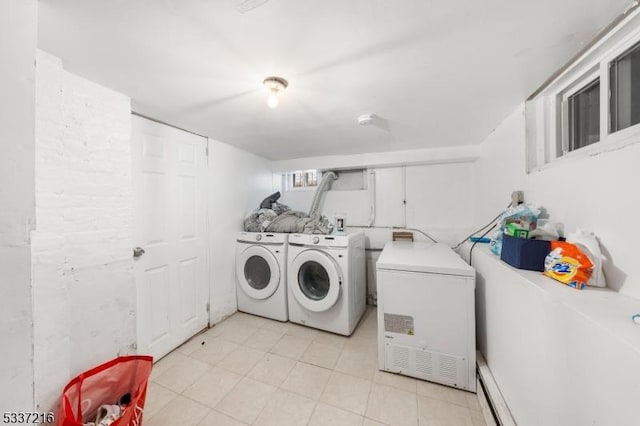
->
(511, 190, 524, 207)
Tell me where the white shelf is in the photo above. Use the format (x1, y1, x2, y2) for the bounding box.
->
(462, 242, 640, 425)
(467, 244, 640, 355)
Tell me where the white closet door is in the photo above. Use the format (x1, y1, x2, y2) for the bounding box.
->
(132, 115, 209, 360)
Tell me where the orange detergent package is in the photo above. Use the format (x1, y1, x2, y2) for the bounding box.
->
(543, 241, 594, 290)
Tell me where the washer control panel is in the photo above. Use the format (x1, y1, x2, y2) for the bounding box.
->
(289, 233, 350, 248)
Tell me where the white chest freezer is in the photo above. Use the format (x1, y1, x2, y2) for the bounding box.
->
(376, 241, 476, 392)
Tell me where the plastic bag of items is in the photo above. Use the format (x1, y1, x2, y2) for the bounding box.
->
(566, 229, 607, 288)
(490, 204, 541, 256)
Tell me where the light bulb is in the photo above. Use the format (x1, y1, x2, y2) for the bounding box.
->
(263, 76, 287, 109)
(267, 92, 279, 109)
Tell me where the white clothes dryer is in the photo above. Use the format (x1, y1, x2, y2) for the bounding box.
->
(287, 231, 366, 336)
(236, 232, 288, 322)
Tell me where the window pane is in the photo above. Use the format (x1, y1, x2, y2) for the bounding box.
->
(292, 172, 303, 187)
(305, 170, 317, 186)
(610, 41, 640, 133)
(569, 79, 600, 151)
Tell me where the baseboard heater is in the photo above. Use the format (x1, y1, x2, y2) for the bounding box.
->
(476, 351, 517, 426)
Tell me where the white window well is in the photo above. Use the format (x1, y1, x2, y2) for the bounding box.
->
(526, 5, 640, 172)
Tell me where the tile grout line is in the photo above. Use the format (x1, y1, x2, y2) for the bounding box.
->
(304, 360, 335, 425)
(150, 310, 413, 425)
(146, 382, 212, 426)
(363, 377, 375, 424)
(144, 381, 181, 424)
(179, 355, 247, 425)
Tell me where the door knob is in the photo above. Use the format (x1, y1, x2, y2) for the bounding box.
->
(133, 247, 146, 258)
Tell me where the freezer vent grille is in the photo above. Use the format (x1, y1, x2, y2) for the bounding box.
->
(384, 343, 469, 390)
(439, 355, 458, 381)
(415, 350, 433, 375)
(392, 346, 410, 370)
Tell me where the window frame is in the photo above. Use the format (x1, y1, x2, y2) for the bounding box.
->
(526, 8, 640, 173)
(283, 169, 322, 192)
(606, 38, 640, 135)
(559, 69, 601, 155)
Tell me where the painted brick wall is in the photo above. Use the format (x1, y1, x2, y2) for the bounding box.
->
(33, 50, 135, 412)
(0, 0, 37, 413)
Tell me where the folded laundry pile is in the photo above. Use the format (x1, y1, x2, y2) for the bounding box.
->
(244, 192, 332, 234)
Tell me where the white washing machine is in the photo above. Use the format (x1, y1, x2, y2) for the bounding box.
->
(236, 232, 288, 322)
(287, 231, 366, 336)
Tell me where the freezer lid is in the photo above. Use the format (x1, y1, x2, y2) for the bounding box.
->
(376, 241, 475, 277)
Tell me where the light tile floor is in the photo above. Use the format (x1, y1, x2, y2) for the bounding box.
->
(145, 307, 486, 426)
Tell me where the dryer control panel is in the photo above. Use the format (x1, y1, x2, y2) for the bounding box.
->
(237, 232, 287, 244)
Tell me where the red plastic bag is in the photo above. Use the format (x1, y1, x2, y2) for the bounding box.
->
(57, 355, 153, 426)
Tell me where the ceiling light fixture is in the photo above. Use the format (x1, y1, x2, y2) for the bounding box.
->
(263, 76, 288, 109)
(357, 113, 375, 126)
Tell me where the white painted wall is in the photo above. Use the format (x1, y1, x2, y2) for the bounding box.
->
(271, 146, 480, 172)
(471, 102, 640, 425)
(209, 140, 273, 323)
(466, 245, 640, 426)
(0, 0, 37, 413)
(279, 164, 478, 246)
(33, 51, 135, 412)
(277, 160, 479, 302)
(475, 103, 640, 299)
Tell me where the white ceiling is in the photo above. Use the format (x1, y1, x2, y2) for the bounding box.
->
(38, 0, 632, 160)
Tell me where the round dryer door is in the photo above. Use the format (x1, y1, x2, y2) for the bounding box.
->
(290, 249, 342, 312)
(237, 245, 281, 300)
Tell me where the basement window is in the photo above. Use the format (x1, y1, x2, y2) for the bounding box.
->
(610, 40, 640, 133)
(287, 170, 320, 190)
(564, 77, 600, 153)
(526, 9, 640, 171)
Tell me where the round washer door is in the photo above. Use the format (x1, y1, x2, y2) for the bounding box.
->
(290, 249, 342, 312)
(237, 245, 281, 300)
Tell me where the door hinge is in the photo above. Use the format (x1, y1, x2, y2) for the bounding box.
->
(206, 302, 210, 313)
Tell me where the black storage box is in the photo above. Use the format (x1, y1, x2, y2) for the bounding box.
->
(500, 234, 551, 272)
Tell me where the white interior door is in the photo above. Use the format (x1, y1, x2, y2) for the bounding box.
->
(132, 115, 209, 361)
